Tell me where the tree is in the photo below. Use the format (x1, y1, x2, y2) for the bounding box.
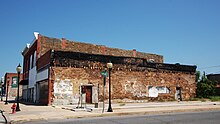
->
(196, 72, 216, 98)
(196, 71, 201, 83)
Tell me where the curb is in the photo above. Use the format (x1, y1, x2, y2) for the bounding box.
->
(53, 102, 220, 112)
(64, 107, 220, 119)
(11, 106, 220, 123)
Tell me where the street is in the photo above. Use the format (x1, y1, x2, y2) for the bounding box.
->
(23, 110, 220, 124)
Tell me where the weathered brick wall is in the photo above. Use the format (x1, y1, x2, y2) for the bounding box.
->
(51, 51, 196, 73)
(49, 50, 196, 105)
(37, 50, 51, 71)
(51, 67, 102, 105)
(38, 35, 163, 63)
(51, 66, 196, 105)
(112, 70, 196, 101)
(23, 41, 37, 79)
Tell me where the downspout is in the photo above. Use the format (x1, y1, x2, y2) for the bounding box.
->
(48, 67, 51, 105)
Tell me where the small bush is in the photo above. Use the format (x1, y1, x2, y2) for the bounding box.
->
(209, 96, 220, 102)
(189, 98, 200, 101)
(196, 72, 216, 98)
(201, 98, 207, 102)
(119, 103, 126, 106)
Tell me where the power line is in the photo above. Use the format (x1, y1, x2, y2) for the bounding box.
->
(214, 71, 220, 74)
(199, 65, 220, 69)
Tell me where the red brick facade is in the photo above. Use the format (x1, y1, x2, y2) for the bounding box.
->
(4, 73, 23, 98)
(38, 35, 164, 63)
(22, 42, 37, 80)
(22, 33, 196, 105)
(49, 51, 196, 105)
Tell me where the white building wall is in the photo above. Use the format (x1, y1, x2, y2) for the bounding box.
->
(29, 66, 37, 88)
(36, 69, 48, 82)
(28, 66, 37, 102)
(36, 68, 49, 103)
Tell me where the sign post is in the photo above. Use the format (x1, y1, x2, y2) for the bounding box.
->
(100, 70, 108, 113)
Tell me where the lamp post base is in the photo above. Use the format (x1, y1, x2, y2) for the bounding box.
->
(107, 107, 113, 112)
(16, 107, 21, 111)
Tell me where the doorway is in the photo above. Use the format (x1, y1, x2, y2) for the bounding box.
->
(82, 86, 92, 104)
(38, 81, 48, 105)
(176, 87, 182, 101)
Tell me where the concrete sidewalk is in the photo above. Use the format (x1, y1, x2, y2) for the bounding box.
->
(0, 101, 220, 123)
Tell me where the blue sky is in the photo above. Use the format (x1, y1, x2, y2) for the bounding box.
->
(0, 0, 220, 79)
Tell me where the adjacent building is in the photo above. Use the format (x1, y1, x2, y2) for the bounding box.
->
(207, 74, 220, 95)
(4, 73, 23, 100)
(21, 32, 197, 105)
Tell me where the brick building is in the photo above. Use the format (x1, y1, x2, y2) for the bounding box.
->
(21, 32, 196, 105)
(4, 73, 23, 100)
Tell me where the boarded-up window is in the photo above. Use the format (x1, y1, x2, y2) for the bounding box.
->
(33, 51, 36, 67)
(149, 86, 170, 97)
(39, 80, 48, 105)
(29, 55, 32, 69)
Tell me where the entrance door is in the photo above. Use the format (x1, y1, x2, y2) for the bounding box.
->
(176, 87, 182, 101)
(39, 81, 48, 105)
(85, 86, 92, 104)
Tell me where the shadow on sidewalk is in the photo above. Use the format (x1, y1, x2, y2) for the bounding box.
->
(6, 99, 47, 106)
(20, 100, 47, 106)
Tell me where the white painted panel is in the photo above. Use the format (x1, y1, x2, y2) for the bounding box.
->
(92, 86, 98, 103)
(148, 87, 158, 97)
(28, 66, 36, 88)
(36, 69, 48, 82)
(54, 79, 73, 94)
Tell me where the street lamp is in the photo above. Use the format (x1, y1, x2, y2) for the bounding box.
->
(1, 77, 3, 101)
(107, 62, 113, 112)
(5, 77, 10, 105)
(16, 64, 22, 111)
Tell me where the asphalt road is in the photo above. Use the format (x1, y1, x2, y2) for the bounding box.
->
(23, 110, 220, 124)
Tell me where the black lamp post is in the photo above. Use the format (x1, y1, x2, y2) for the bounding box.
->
(5, 77, 9, 105)
(107, 62, 113, 112)
(1, 77, 3, 101)
(16, 64, 22, 111)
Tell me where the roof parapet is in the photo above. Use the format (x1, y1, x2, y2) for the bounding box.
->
(21, 43, 31, 56)
(21, 32, 39, 56)
(34, 32, 39, 40)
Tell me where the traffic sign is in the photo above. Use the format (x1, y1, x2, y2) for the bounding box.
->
(100, 70, 108, 76)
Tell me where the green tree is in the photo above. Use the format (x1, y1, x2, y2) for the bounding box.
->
(196, 72, 216, 98)
(196, 71, 201, 83)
